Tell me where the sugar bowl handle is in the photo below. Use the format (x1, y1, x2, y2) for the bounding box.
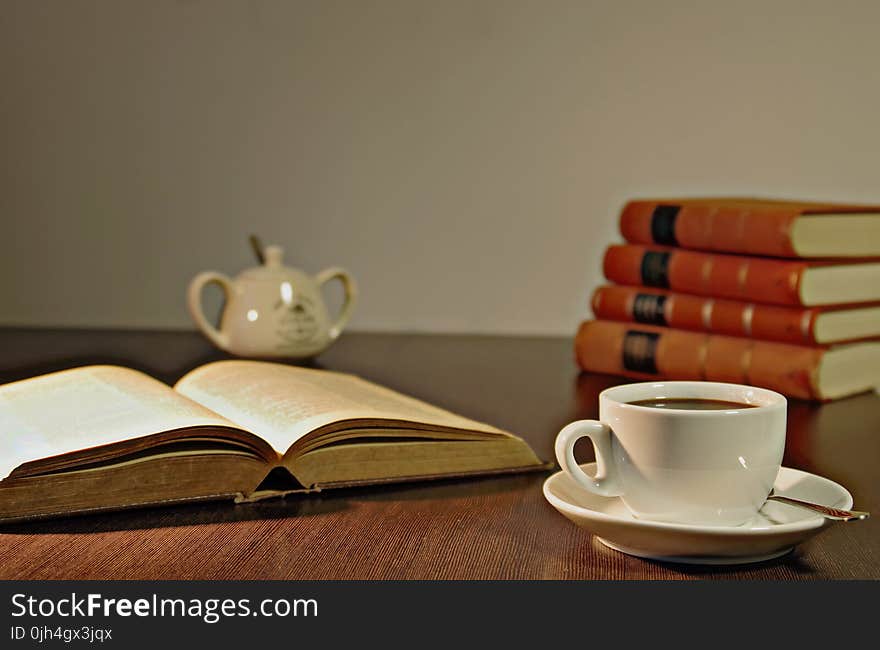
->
(315, 267, 357, 340)
(187, 271, 234, 351)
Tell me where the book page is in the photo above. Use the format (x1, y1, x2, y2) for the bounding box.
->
(175, 360, 505, 453)
(0, 365, 240, 479)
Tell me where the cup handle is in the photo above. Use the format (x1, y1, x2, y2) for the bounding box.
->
(554, 420, 623, 497)
(315, 267, 357, 340)
(187, 271, 234, 351)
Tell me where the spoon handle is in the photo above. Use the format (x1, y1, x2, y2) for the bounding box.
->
(767, 494, 870, 522)
(249, 234, 265, 265)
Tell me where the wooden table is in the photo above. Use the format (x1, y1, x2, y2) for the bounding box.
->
(0, 328, 877, 579)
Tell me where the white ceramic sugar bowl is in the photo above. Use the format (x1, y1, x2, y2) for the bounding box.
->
(187, 245, 356, 359)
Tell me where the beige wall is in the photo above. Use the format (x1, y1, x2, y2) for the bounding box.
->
(2, 0, 879, 335)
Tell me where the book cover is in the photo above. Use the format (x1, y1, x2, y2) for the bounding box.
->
(590, 285, 880, 345)
(619, 198, 880, 258)
(574, 319, 880, 401)
(602, 244, 880, 307)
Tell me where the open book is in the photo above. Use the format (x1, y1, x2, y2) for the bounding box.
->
(0, 361, 546, 522)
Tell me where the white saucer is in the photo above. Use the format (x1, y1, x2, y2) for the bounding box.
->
(543, 463, 853, 565)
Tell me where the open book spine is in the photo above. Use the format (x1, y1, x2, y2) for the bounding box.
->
(237, 463, 552, 503)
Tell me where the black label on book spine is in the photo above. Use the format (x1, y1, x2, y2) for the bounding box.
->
(640, 251, 671, 288)
(632, 293, 668, 325)
(650, 204, 680, 246)
(622, 330, 660, 374)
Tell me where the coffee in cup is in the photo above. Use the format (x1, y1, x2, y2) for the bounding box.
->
(626, 398, 757, 410)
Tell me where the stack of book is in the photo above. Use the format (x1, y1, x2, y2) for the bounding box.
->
(576, 198, 880, 401)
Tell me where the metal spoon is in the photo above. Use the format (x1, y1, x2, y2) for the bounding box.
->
(766, 490, 869, 522)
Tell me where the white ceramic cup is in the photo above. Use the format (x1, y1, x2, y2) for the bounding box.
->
(555, 381, 786, 526)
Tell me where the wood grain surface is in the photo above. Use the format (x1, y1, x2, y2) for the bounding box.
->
(0, 328, 878, 579)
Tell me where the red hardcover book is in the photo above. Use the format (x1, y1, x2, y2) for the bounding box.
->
(590, 285, 880, 345)
(619, 198, 880, 258)
(602, 244, 880, 307)
(574, 320, 880, 401)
